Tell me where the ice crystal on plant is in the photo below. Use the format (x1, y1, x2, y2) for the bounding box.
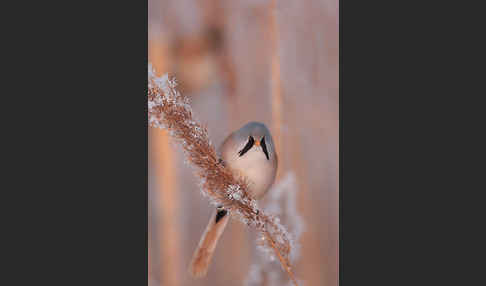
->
(227, 184, 243, 200)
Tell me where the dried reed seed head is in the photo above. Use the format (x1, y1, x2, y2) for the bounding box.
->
(148, 64, 298, 285)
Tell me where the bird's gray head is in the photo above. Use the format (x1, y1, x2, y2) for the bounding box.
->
(232, 122, 276, 161)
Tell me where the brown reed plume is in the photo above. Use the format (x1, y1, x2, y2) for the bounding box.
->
(148, 64, 299, 286)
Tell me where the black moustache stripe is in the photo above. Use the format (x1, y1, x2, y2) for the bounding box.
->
(261, 136, 270, 160)
(238, 136, 254, 157)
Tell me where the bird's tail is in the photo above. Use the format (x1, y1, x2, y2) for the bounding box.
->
(188, 208, 230, 278)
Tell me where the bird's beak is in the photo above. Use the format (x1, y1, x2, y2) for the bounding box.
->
(254, 140, 260, 147)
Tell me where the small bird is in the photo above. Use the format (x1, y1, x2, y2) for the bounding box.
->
(188, 121, 278, 278)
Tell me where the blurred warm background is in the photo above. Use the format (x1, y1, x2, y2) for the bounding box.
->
(148, 0, 338, 285)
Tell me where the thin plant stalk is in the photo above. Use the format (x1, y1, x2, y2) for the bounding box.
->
(269, 0, 283, 181)
(153, 130, 181, 286)
(149, 37, 180, 285)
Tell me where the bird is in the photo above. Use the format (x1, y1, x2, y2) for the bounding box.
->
(188, 121, 278, 278)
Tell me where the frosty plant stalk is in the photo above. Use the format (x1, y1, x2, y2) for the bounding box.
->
(246, 172, 304, 286)
(148, 64, 299, 286)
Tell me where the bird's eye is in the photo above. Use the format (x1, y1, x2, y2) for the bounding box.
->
(238, 136, 254, 157)
(261, 136, 270, 160)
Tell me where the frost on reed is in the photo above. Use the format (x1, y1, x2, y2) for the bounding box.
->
(246, 172, 305, 286)
(148, 63, 299, 285)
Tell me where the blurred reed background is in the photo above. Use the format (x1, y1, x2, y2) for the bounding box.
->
(148, 0, 338, 285)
